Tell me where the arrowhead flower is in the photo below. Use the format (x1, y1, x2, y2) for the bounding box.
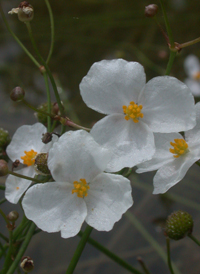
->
(22, 130, 133, 239)
(80, 59, 196, 172)
(184, 55, 200, 97)
(136, 102, 200, 194)
(5, 123, 57, 204)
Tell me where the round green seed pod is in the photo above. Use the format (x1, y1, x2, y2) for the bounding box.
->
(165, 210, 193, 240)
(35, 102, 55, 126)
(0, 159, 9, 176)
(34, 153, 50, 175)
(0, 128, 11, 149)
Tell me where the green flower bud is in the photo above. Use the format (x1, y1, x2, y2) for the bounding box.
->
(34, 153, 50, 175)
(145, 4, 158, 18)
(0, 128, 10, 149)
(10, 86, 25, 102)
(165, 210, 193, 240)
(7, 211, 19, 222)
(20, 256, 34, 272)
(0, 159, 9, 176)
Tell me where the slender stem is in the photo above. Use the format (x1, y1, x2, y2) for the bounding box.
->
(66, 225, 93, 274)
(165, 51, 176, 75)
(44, 0, 55, 64)
(25, 22, 64, 116)
(0, 3, 40, 68)
(0, 232, 9, 243)
(8, 170, 41, 183)
(188, 234, 200, 246)
(124, 168, 133, 178)
(159, 0, 174, 48)
(22, 99, 53, 118)
(78, 231, 143, 274)
(0, 208, 10, 225)
(166, 238, 175, 274)
(2, 231, 14, 274)
(0, 241, 6, 257)
(43, 72, 52, 132)
(65, 120, 91, 132)
(125, 211, 181, 274)
(137, 257, 151, 274)
(0, 198, 7, 205)
(180, 37, 200, 49)
(6, 223, 36, 274)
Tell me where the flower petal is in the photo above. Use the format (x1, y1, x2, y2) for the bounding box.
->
(6, 123, 47, 163)
(91, 114, 155, 171)
(184, 55, 200, 78)
(85, 173, 133, 231)
(140, 76, 196, 132)
(136, 133, 182, 173)
(185, 79, 200, 97)
(153, 152, 200, 194)
(80, 59, 146, 115)
(48, 130, 111, 183)
(5, 166, 35, 204)
(22, 182, 87, 238)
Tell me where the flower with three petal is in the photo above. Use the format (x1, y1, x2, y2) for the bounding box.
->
(137, 102, 200, 194)
(80, 59, 196, 172)
(5, 123, 57, 204)
(22, 130, 133, 238)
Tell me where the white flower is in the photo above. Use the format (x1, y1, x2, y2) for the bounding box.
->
(80, 59, 196, 172)
(22, 130, 133, 239)
(5, 123, 57, 204)
(136, 102, 200, 194)
(184, 55, 200, 97)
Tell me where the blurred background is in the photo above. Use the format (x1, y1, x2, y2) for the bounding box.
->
(0, 0, 200, 273)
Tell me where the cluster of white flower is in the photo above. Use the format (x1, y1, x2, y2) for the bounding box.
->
(5, 58, 200, 238)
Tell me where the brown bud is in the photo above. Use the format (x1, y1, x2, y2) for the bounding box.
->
(18, 2, 34, 22)
(0, 159, 9, 176)
(42, 132, 52, 144)
(145, 4, 158, 17)
(20, 256, 34, 272)
(10, 86, 25, 102)
(7, 211, 19, 222)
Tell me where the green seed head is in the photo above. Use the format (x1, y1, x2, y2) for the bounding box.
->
(165, 210, 193, 240)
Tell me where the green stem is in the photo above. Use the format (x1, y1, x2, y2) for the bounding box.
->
(44, 0, 55, 64)
(124, 168, 133, 178)
(22, 99, 53, 118)
(125, 211, 181, 274)
(25, 22, 64, 116)
(2, 231, 14, 273)
(0, 232, 9, 243)
(8, 170, 41, 183)
(6, 223, 36, 274)
(66, 225, 93, 274)
(65, 120, 91, 132)
(166, 238, 175, 274)
(180, 36, 200, 49)
(0, 208, 10, 225)
(159, 0, 174, 48)
(0, 198, 6, 205)
(0, 241, 6, 257)
(188, 234, 200, 246)
(165, 51, 176, 75)
(78, 231, 143, 274)
(43, 72, 52, 132)
(0, 3, 40, 68)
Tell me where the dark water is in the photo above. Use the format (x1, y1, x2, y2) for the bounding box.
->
(1, 0, 200, 273)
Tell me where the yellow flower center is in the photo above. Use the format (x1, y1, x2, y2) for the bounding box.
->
(193, 71, 200, 80)
(72, 178, 90, 198)
(122, 101, 143, 123)
(169, 139, 189, 158)
(21, 149, 38, 166)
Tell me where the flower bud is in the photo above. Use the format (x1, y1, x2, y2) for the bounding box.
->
(34, 153, 50, 175)
(42, 132, 53, 144)
(0, 128, 10, 162)
(20, 256, 34, 272)
(10, 87, 25, 102)
(165, 210, 193, 240)
(7, 211, 19, 222)
(8, 2, 34, 22)
(0, 160, 9, 176)
(145, 4, 158, 17)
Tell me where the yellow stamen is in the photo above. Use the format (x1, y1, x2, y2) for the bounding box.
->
(193, 71, 200, 80)
(72, 178, 90, 198)
(122, 101, 143, 123)
(21, 149, 38, 166)
(169, 138, 189, 158)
